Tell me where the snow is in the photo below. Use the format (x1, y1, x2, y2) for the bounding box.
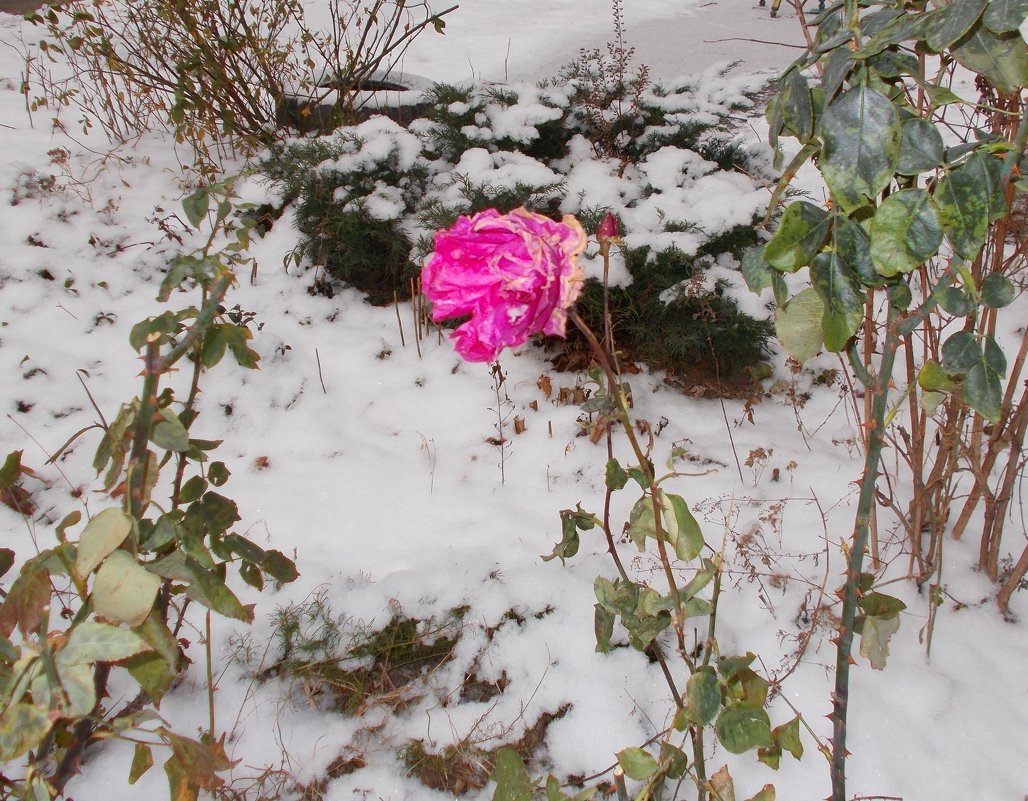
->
(0, 2, 1026, 801)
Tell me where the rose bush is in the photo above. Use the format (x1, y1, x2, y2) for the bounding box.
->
(421, 207, 587, 361)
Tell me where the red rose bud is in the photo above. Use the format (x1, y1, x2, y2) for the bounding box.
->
(596, 212, 620, 242)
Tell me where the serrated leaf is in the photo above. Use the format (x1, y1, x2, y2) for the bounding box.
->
(764, 201, 831, 272)
(820, 84, 902, 212)
(858, 591, 908, 619)
(594, 604, 615, 653)
(926, 0, 987, 50)
(151, 409, 191, 453)
(492, 747, 533, 801)
(0, 702, 51, 761)
(76, 507, 132, 576)
(934, 158, 995, 260)
(0, 555, 52, 638)
(126, 651, 178, 704)
(715, 704, 773, 754)
(777, 68, 814, 143)
(58, 620, 150, 665)
(664, 493, 703, 561)
(983, 0, 1028, 33)
(937, 286, 975, 316)
(950, 26, 1028, 96)
(918, 360, 958, 393)
(941, 330, 983, 373)
(709, 765, 736, 801)
(961, 361, 1003, 422)
(59, 661, 97, 716)
(925, 83, 963, 107)
(859, 613, 901, 669)
(182, 189, 209, 228)
(775, 716, 803, 760)
(897, 118, 945, 175)
(660, 743, 689, 779)
(184, 557, 253, 622)
(740, 246, 774, 293)
(262, 550, 299, 583)
(983, 335, 1007, 375)
(130, 742, 154, 784)
(682, 666, 721, 727)
(617, 747, 659, 780)
(980, 273, 1016, 308)
(746, 785, 776, 801)
(605, 458, 629, 490)
(811, 252, 865, 351)
(93, 550, 161, 627)
(834, 216, 881, 286)
(718, 652, 757, 679)
(870, 188, 943, 276)
(628, 496, 657, 551)
(775, 288, 825, 364)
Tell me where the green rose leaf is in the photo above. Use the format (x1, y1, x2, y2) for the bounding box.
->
(775, 288, 825, 364)
(859, 614, 901, 670)
(950, 26, 1028, 96)
(820, 84, 902, 212)
(941, 330, 983, 373)
(663, 493, 703, 561)
(617, 747, 659, 781)
(660, 743, 689, 780)
(93, 550, 162, 627)
(182, 188, 209, 229)
(926, 0, 987, 51)
(740, 246, 774, 293)
(747, 785, 777, 801)
(983, 335, 1007, 375)
(58, 662, 97, 716)
(775, 715, 804, 760)
(858, 591, 907, 618)
(492, 747, 533, 801)
(918, 360, 958, 393)
(983, 0, 1028, 33)
(0, 702, 52, 761)
(594, 604, 615, 653)
(764, 201, 831, 273)
(870, 188, 943, 276)
(682, 666, 721, 727)
(980, 273, 1016, 308)
(76, 507, 132, 577)
(925, 83, 963, 107)
(934, 155, 999, 259)
(605, 458, 629, 491)
(961, 361, 1003, 422)
(58, 620, 150, 665)
(130, 742, 155, 784)
(184, 557, 254, 622)
(777, 68, 814, 143)
(834, 216, 881, 287)
(151, 408, 191, 452)
(811, 252, 865, 352)
(897, 118, 945, 175)
(628, 496, 657, 551)
(715, 703, 774, 754)
(937, 286, 975, 316)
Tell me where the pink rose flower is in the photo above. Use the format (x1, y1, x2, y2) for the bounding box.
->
(421, 207, 587, 362)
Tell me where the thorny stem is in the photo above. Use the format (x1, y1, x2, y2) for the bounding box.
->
(831, 303, 902, 801)
(570, 242, 708, 797)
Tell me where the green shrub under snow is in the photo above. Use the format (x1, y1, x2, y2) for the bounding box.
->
(262, 64, 776, 384)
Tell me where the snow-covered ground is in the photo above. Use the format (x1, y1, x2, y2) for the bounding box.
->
(0, 2, 1026, 800)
